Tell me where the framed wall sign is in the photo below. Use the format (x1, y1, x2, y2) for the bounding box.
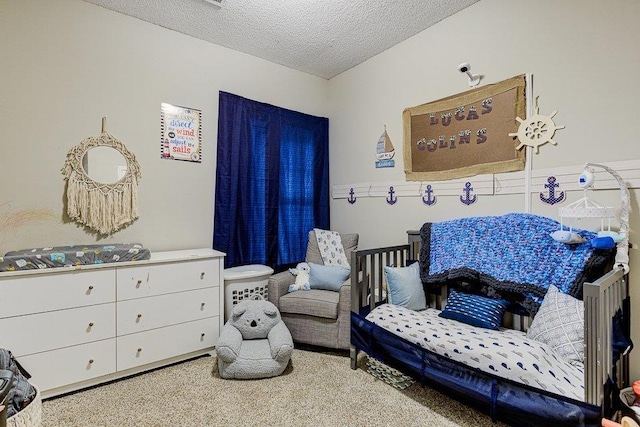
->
(403, 74, 526, 181)
(160, 103, 202, 162)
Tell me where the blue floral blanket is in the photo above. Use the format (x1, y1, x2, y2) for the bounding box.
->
(419, 213, 614, 311)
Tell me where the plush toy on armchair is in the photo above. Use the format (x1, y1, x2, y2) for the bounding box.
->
(216, 295, 293, 380)
(288, 262, 311, 292)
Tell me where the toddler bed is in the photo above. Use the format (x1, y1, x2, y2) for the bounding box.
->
(350, 213, 631, 427)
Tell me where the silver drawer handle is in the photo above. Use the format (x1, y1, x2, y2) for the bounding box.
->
(200, 333, 205, 339)
(200, 272, 205, 280)
(200, 302, 205, 309)
(136, 314, 142, 320)
(136, 279, 142, 288)
(88, 322, 94, 327)
(137, 348, 142, 353)
(88, 359, 94, 364)
(88, 285, 94, 291)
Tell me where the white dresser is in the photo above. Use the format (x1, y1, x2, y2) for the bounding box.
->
(0, 248, 225, 398)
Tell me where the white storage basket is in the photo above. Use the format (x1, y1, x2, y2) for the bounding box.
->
(7, 386, 42, 427)
(223, 264, 274, 321)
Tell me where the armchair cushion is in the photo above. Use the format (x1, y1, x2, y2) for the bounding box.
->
(278, 289, 341, 319)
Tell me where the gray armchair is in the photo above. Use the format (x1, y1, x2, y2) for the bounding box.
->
(267, 231, 358, 350)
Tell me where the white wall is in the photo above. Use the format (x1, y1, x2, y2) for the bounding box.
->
(0, 0, 328, 253)
(328, 0, 640, 381)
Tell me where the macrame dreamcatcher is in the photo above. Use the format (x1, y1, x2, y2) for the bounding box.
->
(62, 118, 141, 235)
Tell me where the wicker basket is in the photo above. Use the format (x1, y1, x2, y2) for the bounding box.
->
(366, 356, 414, 390)
(7, 386, 42, 427)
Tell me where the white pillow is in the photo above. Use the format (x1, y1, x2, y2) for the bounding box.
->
(527, 285, 584, 364)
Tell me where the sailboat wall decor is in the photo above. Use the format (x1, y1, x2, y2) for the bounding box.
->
(375, 126, 395, 168)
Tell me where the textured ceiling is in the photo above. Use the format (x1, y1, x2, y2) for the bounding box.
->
(82, 0, 479, 79)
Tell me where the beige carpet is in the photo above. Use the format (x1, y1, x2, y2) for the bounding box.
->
(42, 350, 507, 427)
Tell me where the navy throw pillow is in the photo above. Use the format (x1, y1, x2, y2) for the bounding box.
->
(439, 289, 508, 330)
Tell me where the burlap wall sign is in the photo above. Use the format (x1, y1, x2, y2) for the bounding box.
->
(403, 74, 526, 181)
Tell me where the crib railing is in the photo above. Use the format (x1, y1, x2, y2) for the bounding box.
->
(350, 244, 410, 313)
(583, 268, 629, 407)
(350, 244, 411, 368)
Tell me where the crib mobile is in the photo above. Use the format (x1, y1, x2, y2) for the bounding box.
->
(552, 162, 630, 273)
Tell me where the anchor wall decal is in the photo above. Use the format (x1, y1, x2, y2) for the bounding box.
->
(460, 182, 477, 205)
(422, 185, 437, 206)
(539, 176, 565, 205)
(386, 186, 397, 205)
(347, 188, 356, 204)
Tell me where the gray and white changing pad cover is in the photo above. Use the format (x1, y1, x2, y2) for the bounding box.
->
(366, 303, 584, 401)
(0, 243, 150, 272)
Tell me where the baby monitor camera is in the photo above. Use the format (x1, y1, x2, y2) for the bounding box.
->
(457, 62, 470, 73)
(457, 62, 481, 87)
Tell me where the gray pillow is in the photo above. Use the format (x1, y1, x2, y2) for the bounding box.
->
(527, 285, 584, 363)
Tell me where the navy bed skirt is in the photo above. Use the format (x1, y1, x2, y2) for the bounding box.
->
(351, 310, 603, 427)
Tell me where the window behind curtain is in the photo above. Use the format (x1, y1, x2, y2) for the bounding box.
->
(213, 92, 329, 270)
(278, 125, 317, 266)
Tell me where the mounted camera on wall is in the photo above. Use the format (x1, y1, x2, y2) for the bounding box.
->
(457, 62, 482, 87)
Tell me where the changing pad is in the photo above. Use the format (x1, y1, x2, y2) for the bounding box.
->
(0, 243, 150, 272)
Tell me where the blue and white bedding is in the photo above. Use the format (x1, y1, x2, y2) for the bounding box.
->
(366, 303, 584, 401)
(418, 213, 615, 312)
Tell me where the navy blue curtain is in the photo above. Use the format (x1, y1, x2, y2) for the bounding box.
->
(213, 92, 329, 270)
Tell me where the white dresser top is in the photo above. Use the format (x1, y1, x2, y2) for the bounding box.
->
(0, 248, 225, 278)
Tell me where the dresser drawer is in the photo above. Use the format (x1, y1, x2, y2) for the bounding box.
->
(117, 288, 219, 336)
(116, 318, 218, 371)
(0, 269, 115, 318)
(19, 339, 116, 393)
(116, 259, 219, 301)
(0, 303, 115, 357)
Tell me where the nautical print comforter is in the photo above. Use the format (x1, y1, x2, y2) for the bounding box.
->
(366, 303, 585, 401)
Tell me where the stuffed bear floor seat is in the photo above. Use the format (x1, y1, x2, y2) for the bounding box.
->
(216, 295, 293, 380)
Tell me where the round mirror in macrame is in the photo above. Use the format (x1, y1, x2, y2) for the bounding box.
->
(62, 118, 141, 235)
